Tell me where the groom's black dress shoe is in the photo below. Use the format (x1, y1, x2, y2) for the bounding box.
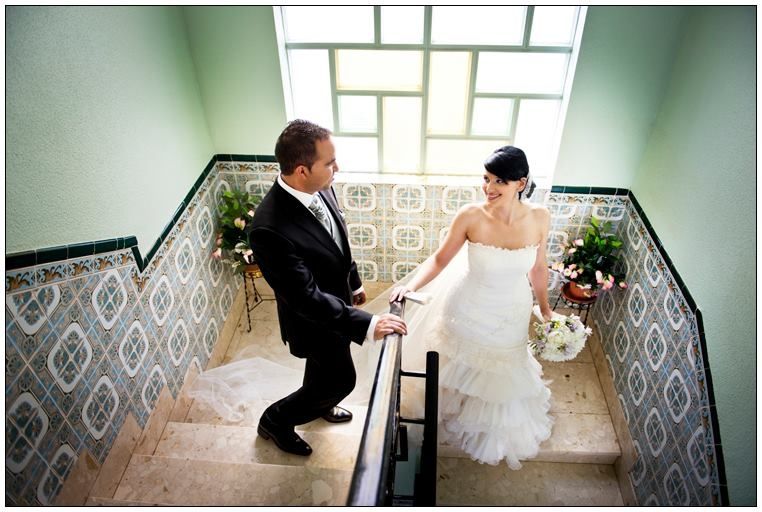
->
(322, 406, 353, 423)
(257, 414, 312, 456)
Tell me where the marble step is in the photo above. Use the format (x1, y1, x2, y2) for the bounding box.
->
(86, 496, 169, 506)
(183, 398, 369, 437)
(113, 454, 352, 506)
(154, 421, 361, 471)
(544, 361, 610, 415)
(436, 458, 623, 506)
(404, 344, 619, 464)
(437, 411, 620, 464)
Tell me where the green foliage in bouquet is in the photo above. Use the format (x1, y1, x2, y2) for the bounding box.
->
(211, 189, 261, 274)
(551, 217, 627, 291)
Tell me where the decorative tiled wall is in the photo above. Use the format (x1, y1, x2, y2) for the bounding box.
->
(591, 197, 725, 506)
(5, 163, 238, 505)
(215, 161, 482, 283)
(5, 156, 724, 506)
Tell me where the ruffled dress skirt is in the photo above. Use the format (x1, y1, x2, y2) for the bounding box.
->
(408, 242, 554, 469)
(434, 323, 553, 469)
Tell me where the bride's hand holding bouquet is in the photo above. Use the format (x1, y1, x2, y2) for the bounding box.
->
(538, 302, 553, 322)
(530, 305, 592, 362)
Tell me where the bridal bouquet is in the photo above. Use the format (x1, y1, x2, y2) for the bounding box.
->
(529, 305, 592, 362)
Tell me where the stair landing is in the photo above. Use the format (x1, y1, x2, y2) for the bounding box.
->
(437, 458, 623, 506)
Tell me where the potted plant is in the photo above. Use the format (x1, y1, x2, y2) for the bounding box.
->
(211, 189, 261, 274)
(550, 217, 628, 299)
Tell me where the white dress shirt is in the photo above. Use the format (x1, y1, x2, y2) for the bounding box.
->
(277, 175, 379, 342)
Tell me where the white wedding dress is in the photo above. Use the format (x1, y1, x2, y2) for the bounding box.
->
(392, 241, 554, 469)
(189, 240, 553, 470)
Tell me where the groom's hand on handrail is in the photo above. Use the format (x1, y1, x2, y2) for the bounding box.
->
(373, 313, 407, 340)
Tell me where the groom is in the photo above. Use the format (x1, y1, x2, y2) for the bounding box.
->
(249, 119, 407, 456)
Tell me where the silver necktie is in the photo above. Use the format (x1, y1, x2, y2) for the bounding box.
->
(308, 195, 333, 235)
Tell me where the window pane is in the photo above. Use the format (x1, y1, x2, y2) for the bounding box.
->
(471, 98, 514, 136)
(333, 137, 378, 172)
(514, 99, 561, 178)
(431, 7, 526, 45)
(381, 6, 424, 44)
(383, 97, 421, 172)
(530, 6, 579, 47)
(338, 96, 377, 133)
(427, 52, 471, 135)
(336, 50, 423, 92)
(475, 52, 569, 95)
(425, 139, 504, 174)
(288, 50, 333, 129)
(283, 7, 373, 43)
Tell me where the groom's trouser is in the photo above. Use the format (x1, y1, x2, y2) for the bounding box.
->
(264, 341, 356, 427)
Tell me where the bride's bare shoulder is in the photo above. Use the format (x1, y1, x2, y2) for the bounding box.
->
(527, 203, 550, 223)
(526, 202, 549, 214)
(456, 203, 486, 217)
(451, 203, 486, 228)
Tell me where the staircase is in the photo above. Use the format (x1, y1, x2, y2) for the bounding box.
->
(433, 330, 624, 506)
(100, 402, 367, 506)
(85, 285, 624, 506)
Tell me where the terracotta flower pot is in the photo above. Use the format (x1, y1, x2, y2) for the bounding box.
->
(243, 264, 262, 278)
(566, 281, 596, 300)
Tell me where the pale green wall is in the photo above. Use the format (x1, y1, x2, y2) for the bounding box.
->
(631, 7, 756, 505)
(554, 6, 686, 187)
(6, 6, 214, 254)
(183, 6, 286, 155)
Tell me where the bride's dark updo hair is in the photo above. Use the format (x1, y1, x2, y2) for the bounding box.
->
(483, 146, 536, 200)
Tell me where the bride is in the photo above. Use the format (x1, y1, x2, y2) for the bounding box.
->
(389, 145, 554, 469)
(189, 145, 554, 470)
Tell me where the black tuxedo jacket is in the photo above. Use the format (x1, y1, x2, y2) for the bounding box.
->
(248, 180, 372, 358)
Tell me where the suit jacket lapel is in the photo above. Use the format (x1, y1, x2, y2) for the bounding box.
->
(273, 182, 344, 259)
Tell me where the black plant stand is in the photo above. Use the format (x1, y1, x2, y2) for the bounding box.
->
(242, 265, 265, 332)
(553, 282, 596, 325)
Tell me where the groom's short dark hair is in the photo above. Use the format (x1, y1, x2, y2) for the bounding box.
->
(275, 119, 332, 175)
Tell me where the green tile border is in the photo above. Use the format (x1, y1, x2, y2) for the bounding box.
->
(215, 154, 278, 163)
(68, 242, 95, 258)
(550, 185, 628, 195)
(7, 250, 36, 268)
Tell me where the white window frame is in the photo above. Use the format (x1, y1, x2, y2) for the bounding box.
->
(274, 6, 587, 188)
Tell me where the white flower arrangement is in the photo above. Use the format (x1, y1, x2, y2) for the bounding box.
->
(529, 305, 592, 362)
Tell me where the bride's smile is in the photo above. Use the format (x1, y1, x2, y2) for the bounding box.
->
(482, 171, 526, 204)
(482, 173, 505, 202)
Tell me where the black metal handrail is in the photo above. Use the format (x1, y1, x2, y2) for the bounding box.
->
(346, 300, 406, 506)
(416, 351, 439, 505)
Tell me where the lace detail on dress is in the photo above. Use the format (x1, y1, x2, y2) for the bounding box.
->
(467, 240, 539, 253)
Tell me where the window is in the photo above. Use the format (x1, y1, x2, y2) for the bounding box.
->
(274, 6, 586, 187)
